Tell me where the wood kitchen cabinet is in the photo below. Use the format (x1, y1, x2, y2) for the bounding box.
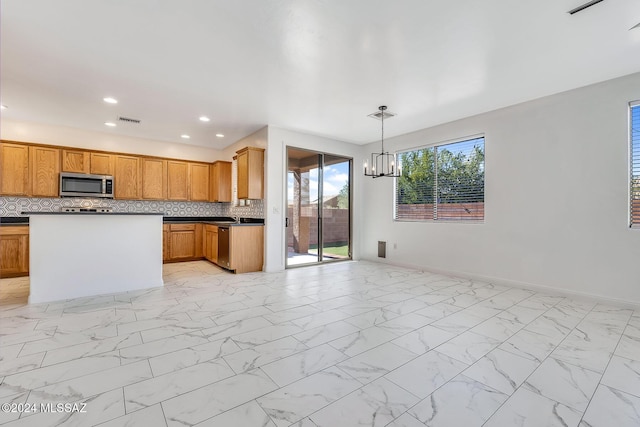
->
(165, 223, 203, 262)
(203, 224, 219, 263)
(209, 161, 231, 202)
(0, 226, 29, 278)
(0, 142, 30, 196)
(30, 146, 60, 197)
(189, 163, 209, 201)
(167, 161, 188, 201)
(142, 158, 167, 200)
(229, 225, 264, 273)
(90, 152, 115, 175)
(236, 147, 264, 199)
(62, 149, 90, 173)
(114, 155, 142, 199)
(163, 224, 170, 262)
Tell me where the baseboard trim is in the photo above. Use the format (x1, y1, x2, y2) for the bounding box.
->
(361, 257, 640, 311)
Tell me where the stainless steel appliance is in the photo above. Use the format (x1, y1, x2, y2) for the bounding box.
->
(60, 172, 114, 198)
(218, 226, 230, 269)
(60, 207, 113, 213)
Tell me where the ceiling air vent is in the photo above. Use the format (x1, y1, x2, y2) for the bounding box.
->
(368, 109, 396, 121)
(118, 116, 141, 124)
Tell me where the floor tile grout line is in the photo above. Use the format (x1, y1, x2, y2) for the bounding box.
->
(576, 306, 635, 426)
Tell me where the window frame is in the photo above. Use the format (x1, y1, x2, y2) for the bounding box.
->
(630, 101, 640, 229)
(394, 134, 485, 223)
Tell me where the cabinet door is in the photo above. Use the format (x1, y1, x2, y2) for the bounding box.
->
(0, 226, 29, 277)
(211, 228, 218, 262)
(204, 228, 212, 261)
(194, 223, 203, 258)
(236, 150, 249, 200)
(142, 158, 167, 200)
(169, 224, 196, 259)
(229, 225, 264, 273)
(167, 161, 188, 200)
(90, 153, 115, 175)
(62, 149, 90, 173)
(0, 142, 30, 196)
(203, 225, 218, 262)
(30, 146, 60, 197)
(210, 161, 231, 202)
(189, 163, 209, 201)
(114, 155, 141, 199)
(236, 147, 264, 200)
(163, 224, 170, 262)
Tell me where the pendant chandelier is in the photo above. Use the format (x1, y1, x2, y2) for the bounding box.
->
(363, 106, 401, 178)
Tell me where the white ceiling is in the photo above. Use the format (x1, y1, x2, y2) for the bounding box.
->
(2, 0, 640, 150)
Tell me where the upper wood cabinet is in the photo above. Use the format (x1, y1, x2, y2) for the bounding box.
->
(141, 158, 167, 200)
(0, 140, 246, 203)
(114, 155, 141, 199)
(30, 146, 60, 197)
(236, 147, 264, 199)
(0, 142, 30, 196)
(62, 149, 90, 173)
(189, 163, 209, 202)
(210, 161, 231, 202)
(167, 160, 188, 201)
(90, 152, 115, 175)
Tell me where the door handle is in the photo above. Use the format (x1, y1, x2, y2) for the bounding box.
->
(285, 217, 289, 227)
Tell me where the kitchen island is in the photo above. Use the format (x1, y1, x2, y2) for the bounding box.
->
(24, 212, 164, 304)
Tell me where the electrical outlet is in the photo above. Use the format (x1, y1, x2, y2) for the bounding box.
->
(393, 243, 397, 249)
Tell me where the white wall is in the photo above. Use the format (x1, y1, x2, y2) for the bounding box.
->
(1, 119, 222, 162)
(264, 127, 363, 272)
(221, 126, 268, 160)
(361, 71, 640, 305)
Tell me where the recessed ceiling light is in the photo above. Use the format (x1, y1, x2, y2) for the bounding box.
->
(103, 97, 118, 104)
(104, 122, 116, 127)
(199, 116, 210, 122)
(215, 134, 225, 138)
(181, 134, 190, 139)
(0, 105, 7, 110)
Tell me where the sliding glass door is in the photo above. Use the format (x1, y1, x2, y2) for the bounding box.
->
(286, 147, 351, 267)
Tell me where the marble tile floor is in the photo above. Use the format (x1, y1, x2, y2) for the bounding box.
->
(0, 260, 639, 426)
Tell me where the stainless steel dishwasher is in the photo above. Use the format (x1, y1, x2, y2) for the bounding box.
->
(217, 226, 230, 269)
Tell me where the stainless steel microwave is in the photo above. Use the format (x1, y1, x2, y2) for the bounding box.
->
(59, 172, 114, 198)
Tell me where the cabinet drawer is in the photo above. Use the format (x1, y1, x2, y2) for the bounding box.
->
(169, 223, 196, 231)
(204, 224, 218, 233)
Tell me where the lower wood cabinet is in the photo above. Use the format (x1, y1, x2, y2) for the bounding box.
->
(162, 224, 170, 262)
(162, 222, 263, 273)
(229, 226, 264, 273)
(0, 226, 29, 278)
(164, 223, 203, 262)
(203, 224, 218, 263)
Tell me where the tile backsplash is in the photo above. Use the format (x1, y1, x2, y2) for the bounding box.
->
(0, 197, 264, 218)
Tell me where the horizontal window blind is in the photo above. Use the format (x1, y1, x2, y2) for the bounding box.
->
(396, 137, 484, 221)
(632, 103, 640, 227)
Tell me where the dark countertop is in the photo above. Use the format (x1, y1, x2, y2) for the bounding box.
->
(164, 217, 265, 226)
(21, 212, 165, 216)
(2, 215, 265, 225)
(0, 217, 29, 226)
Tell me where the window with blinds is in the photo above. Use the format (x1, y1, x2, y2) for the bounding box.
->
(395, 136, 484, 221)
(631, 103, 640, 227)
